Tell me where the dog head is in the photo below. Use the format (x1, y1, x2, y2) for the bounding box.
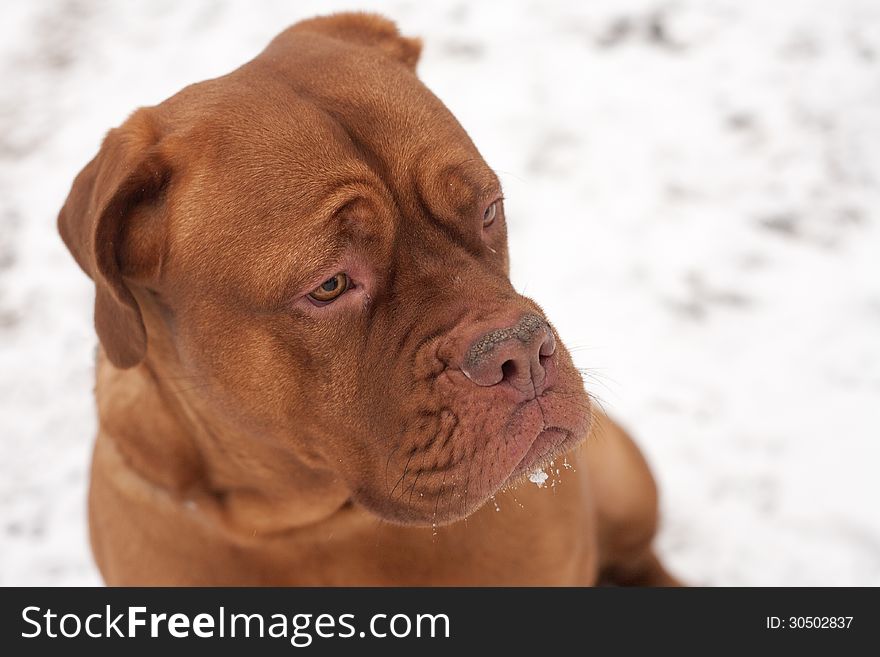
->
(59, 13, 590, 525)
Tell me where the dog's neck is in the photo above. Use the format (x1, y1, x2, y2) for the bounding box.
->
(94, 349, 352, 540)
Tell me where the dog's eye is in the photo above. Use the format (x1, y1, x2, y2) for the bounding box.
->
(308, 273, 349, 304)
(483, 201, 498, 228)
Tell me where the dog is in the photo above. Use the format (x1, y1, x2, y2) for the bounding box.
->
(59, 12, 678, 585)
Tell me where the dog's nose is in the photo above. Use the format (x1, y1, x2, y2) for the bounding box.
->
(461, 314, 556, 395)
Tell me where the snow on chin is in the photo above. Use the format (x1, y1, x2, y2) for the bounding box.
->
(528, 468, 548, 488)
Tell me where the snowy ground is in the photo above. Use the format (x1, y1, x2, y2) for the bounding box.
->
(2, 0, 879, 586)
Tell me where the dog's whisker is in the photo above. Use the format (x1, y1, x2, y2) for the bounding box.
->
(388, 448, 417, 503)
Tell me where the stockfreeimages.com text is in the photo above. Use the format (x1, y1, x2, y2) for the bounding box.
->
(22, 605, 450, 646)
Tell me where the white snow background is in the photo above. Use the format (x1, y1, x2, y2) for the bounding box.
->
(1, 0, 879, 586)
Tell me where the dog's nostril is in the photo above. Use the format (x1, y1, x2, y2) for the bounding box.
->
(539, 331, 556, 358)
(500, 359, 518, 382)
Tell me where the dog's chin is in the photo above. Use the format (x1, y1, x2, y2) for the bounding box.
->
(353, 402, 590, 527)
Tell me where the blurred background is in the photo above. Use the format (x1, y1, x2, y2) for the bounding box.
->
(1, 0, 879, 585)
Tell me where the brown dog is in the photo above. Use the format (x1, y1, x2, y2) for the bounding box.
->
(59, 12, 677, 585)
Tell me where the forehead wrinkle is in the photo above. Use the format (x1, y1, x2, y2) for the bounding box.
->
(233, 79, 399, 254)
(410, 151, 501, 230)
(190, 88, 392, 217)
(252, 50, 495, 247)
(251, 180, 397, 310)
(278, 89, 401, 250)
(444, 156, 501, 190)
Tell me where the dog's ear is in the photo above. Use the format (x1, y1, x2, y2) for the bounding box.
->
(58, 108, 170, 369)
(290, 12, 422, 71)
